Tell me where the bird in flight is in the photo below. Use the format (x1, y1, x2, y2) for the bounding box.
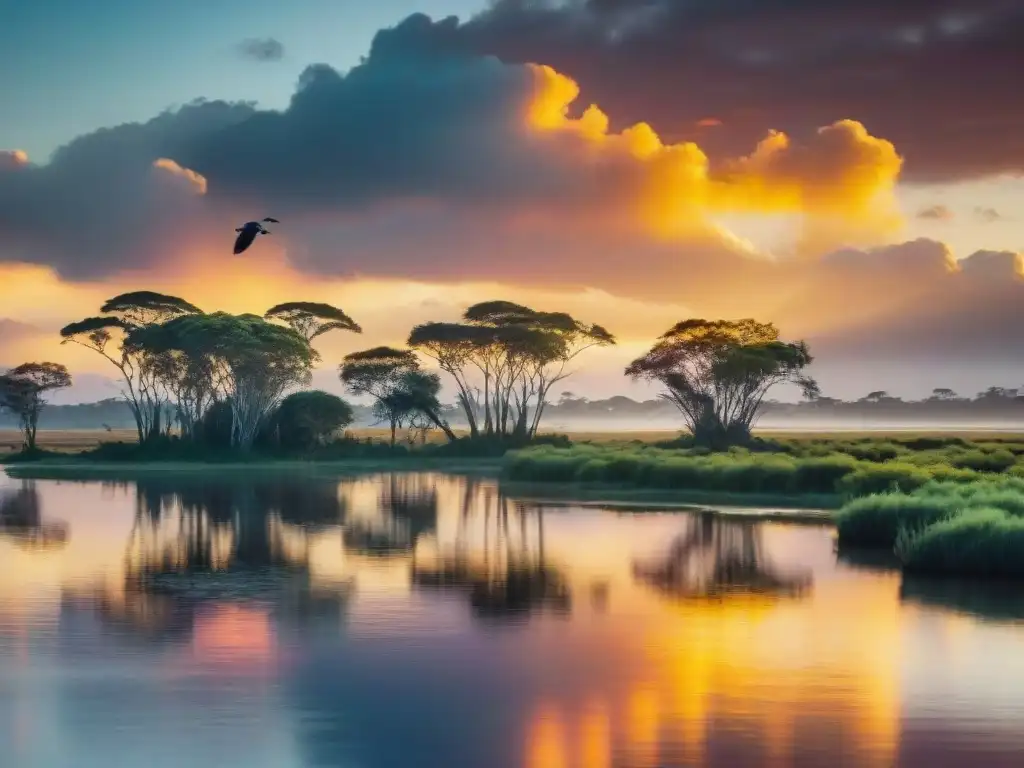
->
(233, 217, 279, 254)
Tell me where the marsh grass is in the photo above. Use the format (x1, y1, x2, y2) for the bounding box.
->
(899, 508, 1024, 579)
(833, 474, 1024, 579)
(502, 436, 1024, 503)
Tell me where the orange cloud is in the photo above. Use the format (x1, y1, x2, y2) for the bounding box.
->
(524, 66, 903, 248)
(0, 150, 28, 170)
(152, 158, 208, 195)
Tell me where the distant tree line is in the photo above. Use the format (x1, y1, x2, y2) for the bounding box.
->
(2, 292, 616, 453)
(9, 294, 1019, 453)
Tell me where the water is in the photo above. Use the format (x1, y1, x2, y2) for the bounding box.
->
(3, 471, 1024, 767)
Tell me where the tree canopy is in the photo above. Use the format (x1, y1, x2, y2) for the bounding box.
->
(0, 362, 72, 450)
(139, 312, 316, 449)
(265, 302, 362, 344)
(626, 318, 816, 448)
(61, 291, 203, 441)
(408, 300, 614, 439)
(340, 347, 431, 444)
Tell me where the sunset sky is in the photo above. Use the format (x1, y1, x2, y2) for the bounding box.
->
(2, 0, 1024, 403)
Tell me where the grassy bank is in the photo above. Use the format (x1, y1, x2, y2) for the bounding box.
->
(835, 476, 1024, 579)
(7, 427, 1024, 458)
(502, 436, 1024, 499)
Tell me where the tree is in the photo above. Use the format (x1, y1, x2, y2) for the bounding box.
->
(0, 362, 72, 450)
(264, 302, 362, 344)
(406, 322, 490, 437)
(145, 313, 315, 450)
(60, 291, 202, 442)
(408, 300, 613, 439)
(861, 390, 889, 403)
(339, 347, 421, 446)
(976, 386, 1017, 402)
(626, 319, 817, 449)
(275, 390, 354, 451)
(124, 321, 215, 441)
(385, 370, 457, 443)
(929, 388, 959, 401)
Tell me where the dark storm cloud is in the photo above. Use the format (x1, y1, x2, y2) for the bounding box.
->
(180, 19, 566, 212)
(0, 16, 605, 281)
(238, 37, 285, 62)
(0, 100, 255, 278)
(423, 0, 1024, 182)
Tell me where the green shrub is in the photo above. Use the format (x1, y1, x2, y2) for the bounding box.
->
(836, 441, 903, 462)
(792, 455, 861, 493)
(835, 493, 960, 548)
(274, 390, 354, 452)
(501, 438, 1024, 507)
(900, 508, 1024, 579)
(837, 462, 932, 496)
(950, 449, 1017, 473)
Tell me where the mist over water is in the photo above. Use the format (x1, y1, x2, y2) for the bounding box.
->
(539, 417, 1024, 434)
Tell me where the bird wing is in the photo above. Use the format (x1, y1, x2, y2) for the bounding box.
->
(233, 228, 257, 254)
(262, 217, 279, 223)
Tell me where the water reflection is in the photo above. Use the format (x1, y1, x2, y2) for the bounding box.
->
(634, 511, 812, 601)
(0, 482, 68, 550)
(342, 473, 437, 558)
(901, 575, 1024, 624)
(412, 481, 571, 622)
(3, 472, 1024, 767)
(63, 476, 353, 647)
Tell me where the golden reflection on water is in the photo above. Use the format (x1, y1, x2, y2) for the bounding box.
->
(3, 472, 1024, 766)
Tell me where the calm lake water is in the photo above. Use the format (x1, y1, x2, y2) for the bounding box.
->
(3, 471, 1024, 767)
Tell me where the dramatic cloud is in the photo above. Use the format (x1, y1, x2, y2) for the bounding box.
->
(0, 101, 254, 278)
(238, 38, 285, 62)
(0, 16, 904, 287)
(423, 1, 1024, 182)
(0, 150, 28, 171)
(2, 13, 1024, 400)
(917, 204, 953, 221)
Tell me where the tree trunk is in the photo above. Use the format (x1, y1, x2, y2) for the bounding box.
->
(424, 409, 457, 442)
(458, 391, 479, 438)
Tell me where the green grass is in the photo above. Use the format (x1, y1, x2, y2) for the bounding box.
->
(500, 437, 1024, 501)
(832, 474, 1024, 580)
(900, 507, 1024, 579)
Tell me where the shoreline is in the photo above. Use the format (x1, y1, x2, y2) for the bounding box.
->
(498, 481, 839, 515)
(1, 457, 503, 479)
(3, 458, 839, 520)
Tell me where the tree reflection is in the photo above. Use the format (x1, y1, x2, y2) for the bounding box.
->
(0, 481, 68, 550)
(341, 473, 438, 558)
(633, 512, 811, 601)
(64, 475, 351, 644)
(411, 479, 571, 622)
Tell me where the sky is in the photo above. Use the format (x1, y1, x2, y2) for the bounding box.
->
(2, 0, 1024, 404)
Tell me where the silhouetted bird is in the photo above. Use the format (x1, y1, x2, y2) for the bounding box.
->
(233, 217, 279, 254)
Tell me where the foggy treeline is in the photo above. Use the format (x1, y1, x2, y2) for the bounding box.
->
(6, 387, 1024, 432)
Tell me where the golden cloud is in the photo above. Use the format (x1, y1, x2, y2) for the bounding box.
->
(523, 66, 904, 249)
(153, 158, 208, 195)
(0, 150, 29, 171)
